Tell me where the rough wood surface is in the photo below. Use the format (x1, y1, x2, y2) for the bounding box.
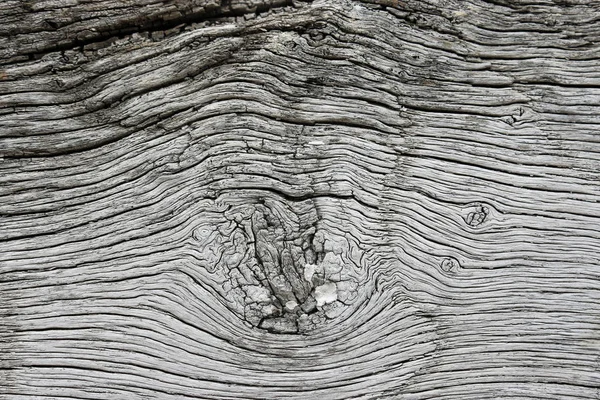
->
(1, 0, 600, 398)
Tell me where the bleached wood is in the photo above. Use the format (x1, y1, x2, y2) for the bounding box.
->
(1, 0, 600, 399)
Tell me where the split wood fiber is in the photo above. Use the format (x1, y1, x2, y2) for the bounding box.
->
(1, 0, 600, 398)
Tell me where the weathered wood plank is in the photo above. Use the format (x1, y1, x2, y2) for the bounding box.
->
(1, 0, 600, 398)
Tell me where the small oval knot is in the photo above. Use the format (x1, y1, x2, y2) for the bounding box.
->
(463, 202, 490, 228)
(440, 257, 460, 274)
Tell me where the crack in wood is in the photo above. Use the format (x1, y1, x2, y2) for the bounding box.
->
(0, 0, 314, 63)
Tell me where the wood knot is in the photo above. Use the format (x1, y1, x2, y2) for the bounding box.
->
(462, 202, 491, 228)
(191, 195, 361, 334)
(440, 257, 460, 274)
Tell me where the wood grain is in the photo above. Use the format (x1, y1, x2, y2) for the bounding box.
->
(1, 0, 600, 398)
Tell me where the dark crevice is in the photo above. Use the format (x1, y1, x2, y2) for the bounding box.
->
(220, 185, 380, 211)
(4, 0, 314, 64)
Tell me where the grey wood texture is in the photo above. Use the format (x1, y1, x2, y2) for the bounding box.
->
(1, 0, 600, 398)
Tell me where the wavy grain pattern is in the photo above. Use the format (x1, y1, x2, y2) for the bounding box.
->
(1, 0, 600, 398)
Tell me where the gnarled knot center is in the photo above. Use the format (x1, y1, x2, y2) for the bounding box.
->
(202, 197, 359, 334)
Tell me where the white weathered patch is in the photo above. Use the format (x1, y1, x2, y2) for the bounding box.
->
(285, 301, 298, 311)
(314, 283, 338, 307)
(261, 304, 279, 316)
(304, 263, 316, 282)
(246, 285, 271, 303)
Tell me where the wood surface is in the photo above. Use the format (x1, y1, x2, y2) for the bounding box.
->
(1, 0, 600, 398)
